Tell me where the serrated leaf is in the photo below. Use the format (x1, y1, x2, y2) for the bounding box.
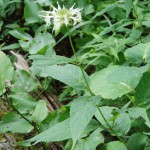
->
(90, 65, 143, 99)
(70, 96, 100, 146)
(101, 141, 127, 150)
(32, 100, 48, 124)
(0, 112, 33, 133)
(40, 64, 90, 90)
(0, 51, 14, 95)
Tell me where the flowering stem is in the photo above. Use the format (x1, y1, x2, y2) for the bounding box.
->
(67, 30, 128, 150)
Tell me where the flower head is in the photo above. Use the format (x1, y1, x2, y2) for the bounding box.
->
(39, 3, 82, 34)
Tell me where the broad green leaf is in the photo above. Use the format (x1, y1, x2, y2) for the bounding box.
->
(127, 133, 147, 150)
(24, 0, 42, 24)
(125, 0, 132, 18)
(0, 112, 33, 133)
(128, 107, 150, 128)
(70, 96, 100, 146)
(135, 72, 150, 104)
(74, 128, 104, 150)
(113, 113, 131, 136)
(90, 65, 143, 99)
(0, 51, 14, 95)
(9, 29, 32, 40)
(32, 100, 48, 124)
(30, 55, 71, 75)
(101, 141, 127, 150)
(125, 42, 150, 64)
(11, 70, 38, 93)
(40, 64, 90, 90)
(18, 119, 71, 146)
(9, 93, 37, 114)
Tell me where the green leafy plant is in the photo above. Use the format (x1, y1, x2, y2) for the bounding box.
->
(0, 0, 150, 150)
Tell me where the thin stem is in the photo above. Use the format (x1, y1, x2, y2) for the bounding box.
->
(68, 30, 94, 96)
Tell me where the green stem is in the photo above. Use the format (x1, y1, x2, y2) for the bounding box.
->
(68, 30, 94, 96)
(68, 30, 128, 150)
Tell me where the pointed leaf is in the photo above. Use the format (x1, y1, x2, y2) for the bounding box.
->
(18, 119, 71, 146)
(40, 64, 90, 89)
(125, 0, 132, 18)
(70, 96, 99, 145)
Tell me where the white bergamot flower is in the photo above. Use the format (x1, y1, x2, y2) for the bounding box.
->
(39, 3, 82, 34)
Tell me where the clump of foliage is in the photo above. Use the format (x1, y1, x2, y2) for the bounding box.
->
(0, 0, 150, 150)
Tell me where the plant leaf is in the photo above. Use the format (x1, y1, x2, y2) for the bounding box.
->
(113, 113, 131, 136)
(40, 64, 90, 90)
(127, 133, 147, 150)
(0, 112, 33, 133)
(32, 100, 48, 125)
(9, 93, 37, 114)
(11, 70, 38, 92)
(74, 128, 104, 150)
(24, 0, 42, 24)
(18, 119, 71, 146)
(70, 96, 100, 146)
(135, 72, 150, 104)
(125, 0, 132, 18)
(125, 42, 150, 64)
(128, 107, 150, 128)
(101, 141, 127, 150)
(90, 65, 143, 99)
(0, 51, 14, 95)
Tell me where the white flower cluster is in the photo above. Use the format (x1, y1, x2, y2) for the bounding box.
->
(39, 3, 82, 34)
